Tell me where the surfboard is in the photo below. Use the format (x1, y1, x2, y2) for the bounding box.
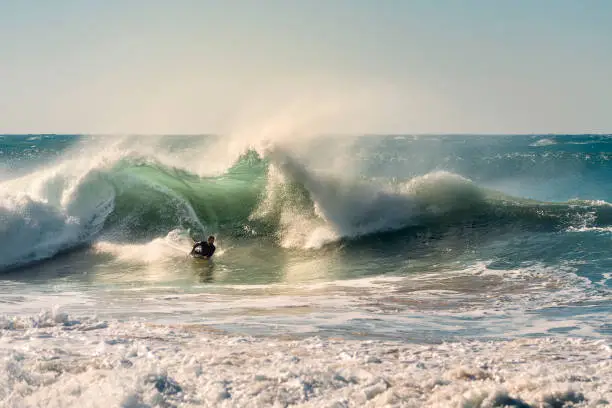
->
(191, 253, 209, 260)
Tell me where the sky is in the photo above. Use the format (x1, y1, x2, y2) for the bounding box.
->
(0, 0, 611, 134)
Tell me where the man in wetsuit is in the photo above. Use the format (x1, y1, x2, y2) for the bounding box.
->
(190, 236, 216, 259)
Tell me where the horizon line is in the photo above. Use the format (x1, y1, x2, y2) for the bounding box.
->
(1, 132, 612, 137)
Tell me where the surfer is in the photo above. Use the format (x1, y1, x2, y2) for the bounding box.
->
(190, 236, 216, 259)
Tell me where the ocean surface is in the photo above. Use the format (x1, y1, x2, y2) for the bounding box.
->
(1, 134, 611, 407)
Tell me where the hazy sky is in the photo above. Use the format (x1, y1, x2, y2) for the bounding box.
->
(1, 0, 611, 134)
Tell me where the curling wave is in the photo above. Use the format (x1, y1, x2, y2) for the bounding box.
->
(1, 137, 612, 271)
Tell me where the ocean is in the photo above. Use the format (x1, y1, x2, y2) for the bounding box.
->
(1, 134, 611, 407)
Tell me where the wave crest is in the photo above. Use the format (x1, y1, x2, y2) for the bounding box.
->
(2, 136, 612, 270)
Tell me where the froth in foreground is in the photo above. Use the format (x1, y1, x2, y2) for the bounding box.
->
(1, 314, 610, 407)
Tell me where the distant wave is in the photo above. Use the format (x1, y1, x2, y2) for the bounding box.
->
(530, 138, 556, 147)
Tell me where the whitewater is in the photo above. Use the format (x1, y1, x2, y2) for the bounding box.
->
(1, 134, 611, 407)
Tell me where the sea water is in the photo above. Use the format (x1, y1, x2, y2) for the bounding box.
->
(0, 134, 610, 407)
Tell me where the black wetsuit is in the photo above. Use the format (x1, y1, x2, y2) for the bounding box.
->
(193, 242, 216, 258)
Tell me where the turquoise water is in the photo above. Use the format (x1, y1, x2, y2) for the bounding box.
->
(0, 134, 610, 341)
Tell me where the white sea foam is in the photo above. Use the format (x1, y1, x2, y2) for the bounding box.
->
(93, 229, 195, 264)
(0, 312, 610, 407)
(2, 260, 608, 344)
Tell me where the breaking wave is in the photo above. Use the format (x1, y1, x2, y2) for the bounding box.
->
(1, 136, 612, 271)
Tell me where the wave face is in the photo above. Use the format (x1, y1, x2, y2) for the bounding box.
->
(1, 134, 612, 271)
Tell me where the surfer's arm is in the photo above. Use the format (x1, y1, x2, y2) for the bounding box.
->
(190, 242, 200, 254)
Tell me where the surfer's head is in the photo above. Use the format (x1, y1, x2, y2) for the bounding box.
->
(208, 236, 215, 244)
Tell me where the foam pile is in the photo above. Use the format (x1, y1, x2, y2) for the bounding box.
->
(1, 313, 610, 407)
